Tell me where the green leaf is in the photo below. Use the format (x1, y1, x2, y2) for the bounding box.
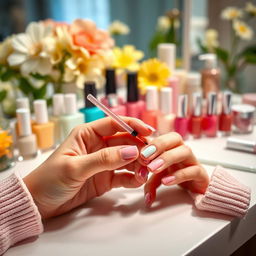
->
(0, 89, 7, 102)
(18, 77, 34, 95)
(1, 68, 16, 81)
(31, 73, 51, 81)
(196, 38, 208, 54)
(214, 47, 229, 63)
(149, 31, 166, 57)
(238, 45, 256, 65)
(33, 83, 47, 99)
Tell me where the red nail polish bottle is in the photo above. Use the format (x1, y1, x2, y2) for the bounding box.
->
(189, 92, 203, 139)
(219, 91, 232, 136)
(202, 92, 218, 137)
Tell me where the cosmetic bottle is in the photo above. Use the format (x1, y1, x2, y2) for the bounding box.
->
(219, 91, 232, 136)
(189, 92, 203, 139)
(16, 108, 37, 159)
(242, 93, 256, 124)
(32, 100, 54, 150)
(158, 43, 176, 72)
(199, 54, 220, 98)
(174, 94, 189, 140)
(80, 81, 105, 122)
(51, 94, 64, 145)
(202, 92, 218, 137)
(157, 87, 175, 135)
(60, 94, 84, 140)
(168, 76, 179, 115)
(126, 72, 145, 118)
(16, 97, 30, 109)
(141, 86, 159, 129)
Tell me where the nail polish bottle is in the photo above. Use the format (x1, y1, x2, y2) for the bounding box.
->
(202, 92, 218, 137)
(157, 87, 175, 135)
(51, 94, 64, 145)
(189, 93, 203, 139)
(80, 81, 105, 122)
(158, 43, 176, 73)
(141, 86, 159, 129)
(168, 76, 179, 115)
(60, 93, 84, 140)
(219, 91, 232, 136)
(32, 100, 55, 151)
(126, 71, 145, 118)
(174, 94, 189, 140)
(16, 108, 37, 159)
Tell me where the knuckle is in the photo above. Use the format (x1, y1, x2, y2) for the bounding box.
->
(171, 132, 183, 144)
(178, 169, 188, 181)
(183, 145, 192, 155)
(99, 148, 113, 166)
(63, 159, 76, 172)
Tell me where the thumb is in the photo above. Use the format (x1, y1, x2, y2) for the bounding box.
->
(74, 145, 139, 180)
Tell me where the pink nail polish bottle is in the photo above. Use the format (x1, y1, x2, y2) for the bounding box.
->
(141, 86, 159, 129)
(219, 91, 232, 136)
(157, 87, 175, 135)
(174, 94, 189, 140)
(126, 72, 145, 118)
(202, 92, 218, 137)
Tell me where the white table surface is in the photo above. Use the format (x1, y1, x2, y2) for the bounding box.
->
(1, 130, 256, 256)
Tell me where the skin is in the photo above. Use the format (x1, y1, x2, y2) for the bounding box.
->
(23, 117, 209, 219)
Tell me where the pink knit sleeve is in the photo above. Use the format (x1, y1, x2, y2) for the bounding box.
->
(0, 172, 43, 255)
(191, 166, 251, 218)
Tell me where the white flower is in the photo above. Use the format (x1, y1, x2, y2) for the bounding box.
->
(221, 7, 243, 20)
(108, 20, 130, 35)
(204, 29, 219, 51)
(233, 20, 253, 40)
(7, 22, 53, 75)
(157, 16, 170, 31)
(245, 2, 256, 16)
(0, 37, 13, 64)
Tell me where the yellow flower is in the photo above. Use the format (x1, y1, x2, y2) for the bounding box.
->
(138, 58, 170, 94)
(233, 20, 253, 40)
(112, 45, 144, 71)
(221, 7, 243, 20)
(108, 20, 130, 35)
(0, 129, 12, 158)
(245, 2, 256, 16)
(204, 29, 219, 52)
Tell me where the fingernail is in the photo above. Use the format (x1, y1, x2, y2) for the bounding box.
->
(162, 176, 176, 185)
(144, 192, 153, 208)
(138, 167, 148, 182)
(144, 124, 156, 132)
(141, 145, 157, 158)
(147, 159, 164, 172)
(120, 146, 138, 160)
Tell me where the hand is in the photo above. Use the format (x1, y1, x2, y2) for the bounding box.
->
(23, 117, 153, 219)
(141, 132, 210, 207)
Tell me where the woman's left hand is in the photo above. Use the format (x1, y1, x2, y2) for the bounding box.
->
(141, 132, 210, 207)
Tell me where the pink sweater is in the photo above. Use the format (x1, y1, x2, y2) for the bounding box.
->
(0, 166, 251, 255)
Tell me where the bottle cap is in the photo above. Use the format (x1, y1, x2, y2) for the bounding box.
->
(16, 108, 32, 136)
(199, 53, 217, 69)
(222, 91, 232, 115)
(192, 92, 202, 116)
(107, 94, 119, 107)
(227, 137, 256, 153)
(127, 72, 139, 102)
(157, 43, 176, 72)
(145, 86, 158, 111)
(207, 92, 217, 115)
(16, 98, 29, 109)
(160, 87, 173, 115)
(53, 94, 64, 116)
(34, 100, 48, 124)
(105, 68, 116, 95)
(84, 81, 97, 108)
(64, 94, 77, 115)
(177, 94, 188, 118)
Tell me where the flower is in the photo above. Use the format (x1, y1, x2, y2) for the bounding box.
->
(245, 2, 256, 16)
(112, 45, 144, 71)
(108, 20, 130, 35)
(233, 20, 253, 40)
(7, 22, 53, 75)
(157, 16, 170, 32)
(221, 7, 243, 20)
(70, 19, 114, 55)
(204, 29, 219, 52)
(0, 129, 12, 158)
(138, 58, 170, 94)
(0, 37, 13, 64)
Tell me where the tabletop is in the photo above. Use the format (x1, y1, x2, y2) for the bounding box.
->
(1, 129, 256, 256)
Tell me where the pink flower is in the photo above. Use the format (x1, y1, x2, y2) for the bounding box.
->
(70, 19, 114, 55)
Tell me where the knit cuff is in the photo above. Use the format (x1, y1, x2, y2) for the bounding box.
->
(0, 172, 43, 255)
(192, 166, 251, 218)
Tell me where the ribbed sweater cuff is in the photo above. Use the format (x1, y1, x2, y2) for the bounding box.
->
(191, 166, 251, 218)
(0, 172, 43, 255)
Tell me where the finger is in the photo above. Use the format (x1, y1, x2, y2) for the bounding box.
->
(140, 132, 183, 161)
(147, 145, 198, 174)
(161, 165, 209, 193)
(74, 145, 139, 180)
(111, 172, 144, 188)
(144, 170, 168, 207)
(87, 116, 153, 137)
